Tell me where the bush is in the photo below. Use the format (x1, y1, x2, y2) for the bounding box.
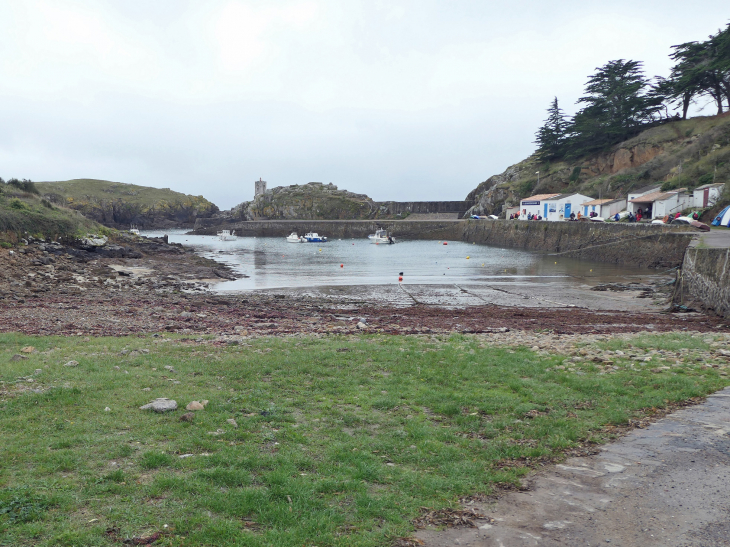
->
(9, 199, 28, 210)
(7, 178, 39, 195)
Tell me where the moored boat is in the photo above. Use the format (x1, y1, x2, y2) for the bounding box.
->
(286, 232, 304, 243)
(368, 228, 395, 244)
(217, 230, 237, 241)
(303, 232, 327, 243)
(129, 225, 140, 236)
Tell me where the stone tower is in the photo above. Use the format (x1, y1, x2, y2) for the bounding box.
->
(254, 178, 267, 197)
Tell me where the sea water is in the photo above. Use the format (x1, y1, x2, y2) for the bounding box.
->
(141, 230, 650, 292)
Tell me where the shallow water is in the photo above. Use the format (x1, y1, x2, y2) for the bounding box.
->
(141, 230, 652, 293)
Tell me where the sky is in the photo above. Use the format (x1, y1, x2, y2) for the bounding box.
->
(0, 1, 727, 209)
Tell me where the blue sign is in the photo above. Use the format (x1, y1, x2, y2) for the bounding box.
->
(521, 201, 540, 206)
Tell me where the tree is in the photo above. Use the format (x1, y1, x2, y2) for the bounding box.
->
(534, 97, 569, 161)
(567, 60, 664, 156)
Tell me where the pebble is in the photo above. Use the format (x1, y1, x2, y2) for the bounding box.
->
(63, 360, 79, 367)
(186, 401, 205, 411)
(104, 407, 111, 412)
(226, 418, 238, 428)
(180, 412, 195, 422)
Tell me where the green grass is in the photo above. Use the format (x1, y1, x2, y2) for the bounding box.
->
(0, 332, 727, 546)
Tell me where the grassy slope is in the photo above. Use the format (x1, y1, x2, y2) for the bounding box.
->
(468, 114, 730, 216)
(0, 187, 101, 243)
(34, 179, 218, 227)
(0, 332, 727, 546)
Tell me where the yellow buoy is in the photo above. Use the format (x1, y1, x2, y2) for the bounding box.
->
(466, 256, 470, 259)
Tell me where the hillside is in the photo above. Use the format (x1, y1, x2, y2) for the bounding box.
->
(226, 182, 379, 221)
(466, 113, 730, 218)
(0, 183, 101, 244)
(35, 179, 218, 229)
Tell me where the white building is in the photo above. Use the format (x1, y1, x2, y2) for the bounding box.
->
(626, 185, 662, 214)
(580, 198, 627, 219)
(518, 194, 560, 219)
(504, 205, 520, 219)
(629, 188, 692, 219)
(693, 183, 725, 209)
(542, 193, 593, 221)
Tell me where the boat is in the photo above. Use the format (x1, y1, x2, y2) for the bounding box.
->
(217, 230, 237, 241)
(368, 228, 395, 244)
(303, 232, 327, 243)
(286, 232, 304, 243)
(129, 225, 140, 236)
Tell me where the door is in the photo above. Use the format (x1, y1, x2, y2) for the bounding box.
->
(704, 188, 709, 207)
(564, 202, 571, 218)
(544, 203, 548, 218)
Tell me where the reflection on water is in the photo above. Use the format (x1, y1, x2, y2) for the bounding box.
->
(141, 230, 650, 292)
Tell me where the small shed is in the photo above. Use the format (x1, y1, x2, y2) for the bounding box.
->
(542, 193, 593, 221)
(505, 205, 520, 219)
(627, 185, 662, 213)
(581, 198, 627, 219)
(629, 189, 691, 219)
(519, 194, 560, 219)
(693, 183, 725, 209)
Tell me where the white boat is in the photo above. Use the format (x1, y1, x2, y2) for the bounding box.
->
(303, 232, 327, 243)
(217, 229, 237, 241)
(286, 232, 304, 243)
(368, 228, 395, 244)
(129, 225, 140, 236)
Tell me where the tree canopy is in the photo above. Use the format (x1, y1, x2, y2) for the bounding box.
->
(534, 22, 730, 161)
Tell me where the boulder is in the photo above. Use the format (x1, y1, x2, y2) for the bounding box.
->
(140, 398, 178, 413)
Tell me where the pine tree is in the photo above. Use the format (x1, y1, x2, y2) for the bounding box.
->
(534, 97, 569, 161)
(568, 60, 664, 156)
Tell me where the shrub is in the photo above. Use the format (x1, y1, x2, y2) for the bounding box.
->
(9, 199, 28, 210)
(7, 178, 39, 195)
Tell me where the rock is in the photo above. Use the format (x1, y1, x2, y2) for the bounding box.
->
(63, 360, 79, 367)
(34, 369, 42, 374)
(356, 322, 367, 329)
(186, 401, 205, 411)
(142, 387, 152, 391)
(10, 354, 27, 361)
(140, 398, 178, 413)
(104, 407, 111, 412)
(21, 346, 35, 353)
(226, 418, 238, 428)
(164, 365, 176, 373)
(180, 311, 193, 318)
(180, 412, 195, 422)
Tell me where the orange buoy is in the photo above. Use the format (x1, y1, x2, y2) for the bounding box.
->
(340, 264, 344, 268)
(398, 276, 403, 282)
(443, 242, 448, 245)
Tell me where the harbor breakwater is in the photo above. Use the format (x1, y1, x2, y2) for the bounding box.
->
(192, 219, 696, 269)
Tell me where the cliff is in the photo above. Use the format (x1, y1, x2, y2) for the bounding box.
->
(35, 179, 219, 229)
(466, 113, 730, 219)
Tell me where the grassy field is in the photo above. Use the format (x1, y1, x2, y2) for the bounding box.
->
(0, 332, 727, 546)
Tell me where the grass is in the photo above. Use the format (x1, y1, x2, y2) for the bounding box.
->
(0, 332, 727, 546)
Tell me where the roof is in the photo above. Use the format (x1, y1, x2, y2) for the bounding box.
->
(629, 184, 662, 197)
(521, 193, 560, 202)
(695, 183, 725, 190)
(628, 190, 679, 203)
(581, 198, 625, 206)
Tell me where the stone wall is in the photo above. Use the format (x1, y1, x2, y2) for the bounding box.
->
(678, 248, 730, 318)
(192, 219, 696, 269)
(374, 201, 469, 216)
(460, 220, 695, 269)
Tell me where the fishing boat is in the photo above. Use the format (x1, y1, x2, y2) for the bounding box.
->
(368, 228, 395, 244)
(217, 229, 237, 241)
(286, 232, 304, 243)
(129, 225, 140, 236)
(303, 232, 327, 243)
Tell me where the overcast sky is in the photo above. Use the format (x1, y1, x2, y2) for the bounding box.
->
(0, 1, 727, 208)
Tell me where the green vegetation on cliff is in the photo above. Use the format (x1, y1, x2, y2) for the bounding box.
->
(35, 179, 218, 229)
(467, 113, 730, 218)
(0, 180, 101, 244)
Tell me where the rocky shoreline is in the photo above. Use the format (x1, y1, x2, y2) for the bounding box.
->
(1, 232, 728, 338)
